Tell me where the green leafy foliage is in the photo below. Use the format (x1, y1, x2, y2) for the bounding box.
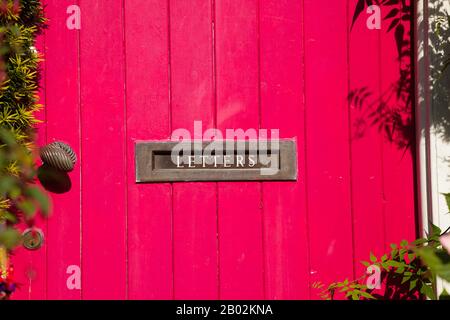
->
(433, 9, 450, 73)
(0, 128, 49, 249)
(313, 204, 450, 300)
(443, 193, 450, 212)
(313, 278, 376, 301)
(0, 0, 46, 149)
(0, 0, 48, 251)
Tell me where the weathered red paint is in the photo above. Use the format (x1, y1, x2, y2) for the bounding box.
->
(11, 0, 417, 299)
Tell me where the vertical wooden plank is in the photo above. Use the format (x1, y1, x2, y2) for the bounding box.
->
(79, 0, 126, 299)
(29, 26, 48, 301)
(12, 30, 48, 300)
(304, 0, 355, 288)
(170, 0, 218, 299)
(9, 241, 30, 299)
(172, 189, 217, 299)
(347, 0, 385, 275)
(126, 0, 173, 299)
(215, 0, 264, 299)
(381, 1, 416, 246)
(45, 0, 81, 300)
(259, 0, 310, 299)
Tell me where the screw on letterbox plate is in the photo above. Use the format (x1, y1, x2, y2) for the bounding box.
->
(22, 228, 44, 250)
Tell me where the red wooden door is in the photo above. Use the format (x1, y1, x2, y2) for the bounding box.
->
(11, 0, 416, 299)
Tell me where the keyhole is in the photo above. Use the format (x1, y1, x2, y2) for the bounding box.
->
(22, 228, 44, 250)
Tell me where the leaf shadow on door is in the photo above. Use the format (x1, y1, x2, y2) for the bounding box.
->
(346, 0, 450, 300)
(349, 0, 450, 155)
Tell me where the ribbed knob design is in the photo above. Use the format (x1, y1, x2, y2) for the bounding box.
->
(39, 141, 77, 172)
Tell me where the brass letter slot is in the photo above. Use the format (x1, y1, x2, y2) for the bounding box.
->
(135, 140, 297, 183)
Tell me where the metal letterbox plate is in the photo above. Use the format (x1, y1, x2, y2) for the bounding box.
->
(135, 140, 297, 183)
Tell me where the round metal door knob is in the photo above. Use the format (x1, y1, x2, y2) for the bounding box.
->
(40, 141, 77, 172)
(22, 228, 44, 250)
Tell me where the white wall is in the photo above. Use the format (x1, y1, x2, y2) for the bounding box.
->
(416, 0, 450, 295)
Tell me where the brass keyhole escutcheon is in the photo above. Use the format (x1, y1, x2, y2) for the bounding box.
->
(22, 228, 44, 250)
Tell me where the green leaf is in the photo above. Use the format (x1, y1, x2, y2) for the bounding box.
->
(417, 248, 450, 282)
(431, 224, 442, 238)
(0, 227, 21, 249)
(439, 289, 450, 300)
(413, 238, 428, 246)
(399, 249, 407, 261)
(361, 261, 370, 267)
(443, 193, 450, 212)
(386, 260, 407, 268)
(25, 186, 50, 215)
(396, 267, 405, 274)
(1, 211, 18, 223)
(407, 253, 416, 262)
(391, 249, 398, 258)
(351, 291, 360, 300)
(370, 252, 377, 263)
(409, 278, 418, 291)
(0, 128, 17, 146)
(0, 176, 16, 195)
(9, 185, 21, 200)
(17, 199, 36, 219)
(420, 282, 437, 300)
(359, 290, 375, 300)
(401, 276, 411, 284)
